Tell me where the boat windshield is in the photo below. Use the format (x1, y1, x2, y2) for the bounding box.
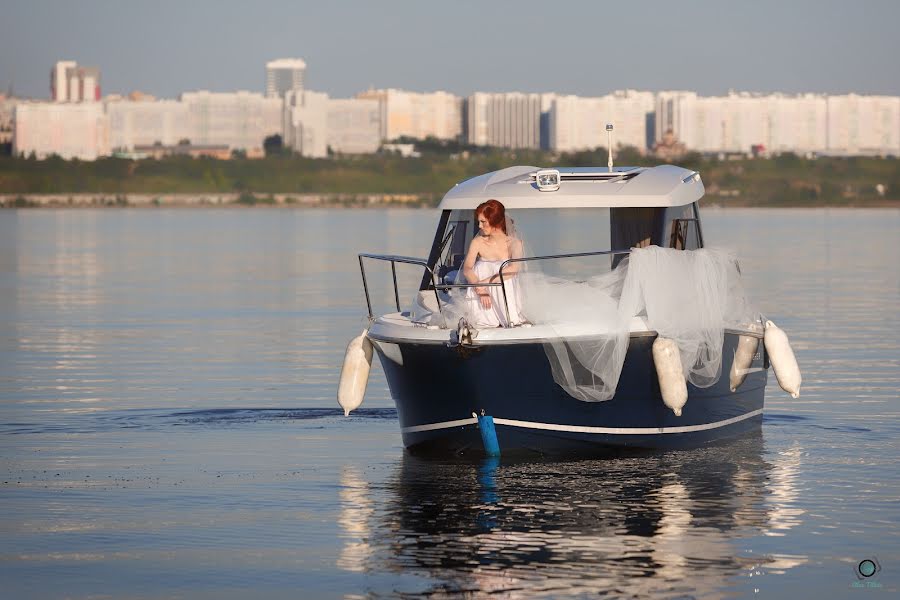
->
(429, 207, 615, 285)
(424, 203, 702, 289)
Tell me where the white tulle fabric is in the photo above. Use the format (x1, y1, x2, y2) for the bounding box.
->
(519, 266, 629, 402)
(520, 246, 759, 402)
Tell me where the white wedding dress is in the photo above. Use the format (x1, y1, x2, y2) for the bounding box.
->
(465, 258, 524, 328)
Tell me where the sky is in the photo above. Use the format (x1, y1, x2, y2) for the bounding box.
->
(3, 0, 899, 100)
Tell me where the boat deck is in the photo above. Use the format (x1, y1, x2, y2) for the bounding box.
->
(368, 312, 762, 346)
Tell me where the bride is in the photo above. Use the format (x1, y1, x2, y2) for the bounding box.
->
(460, 199, 525, 327)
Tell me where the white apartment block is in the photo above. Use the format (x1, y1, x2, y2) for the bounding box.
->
(14, 102, 109, 160)
(356, 88, 463, 141)
(105, 92, 281, 155)
(765, 94, 828, 153)
(284, 90, 329, 158)
(826, 94, 900, 155)
(326, 98, 381, 154)
(181, 91, 282, 152)
(657, 91, 899, 156)
(285, 93, 384, 157)
(550, 90, 655, 152)
(466, 92, 545, 149)
(266, 58, 306, 99)
(51, 61, 100, 103)
(106, 99, 190, 150)
(23, 91, 285, 160)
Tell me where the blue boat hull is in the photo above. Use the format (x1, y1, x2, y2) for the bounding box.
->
(374, 332, 767, 457)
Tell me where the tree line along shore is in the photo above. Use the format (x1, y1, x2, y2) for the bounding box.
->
(1, 146, 898, 208)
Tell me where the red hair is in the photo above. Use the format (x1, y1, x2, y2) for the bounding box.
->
(475, 199, 507, 234)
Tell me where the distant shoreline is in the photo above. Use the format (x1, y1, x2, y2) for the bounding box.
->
(2, 193, 897, 209)
(2, 151, 897, 208)
(0, 192, 436, 208)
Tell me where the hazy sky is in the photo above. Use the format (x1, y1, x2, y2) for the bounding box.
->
(3, 0, 899, 100)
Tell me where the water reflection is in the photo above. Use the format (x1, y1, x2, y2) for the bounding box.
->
(765, 444, 806, 538)
(355, 435, 807, 597)
(6, 212, 105, 416)
(475, 456, 501, 531)
(337, 465, 374, 573)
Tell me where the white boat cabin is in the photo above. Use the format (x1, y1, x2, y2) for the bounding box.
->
(422, 164, 706, 290)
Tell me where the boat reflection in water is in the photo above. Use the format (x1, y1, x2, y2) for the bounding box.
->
(338, 434, 808, 596)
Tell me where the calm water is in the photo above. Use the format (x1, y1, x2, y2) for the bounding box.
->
(1, 207, 898, 599)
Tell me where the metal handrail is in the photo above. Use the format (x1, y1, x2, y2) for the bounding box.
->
(360, 248, 634, 327)
(496, 248, 633, 327)
(358, 253, 442, 320)
(431, 248, 634, 328)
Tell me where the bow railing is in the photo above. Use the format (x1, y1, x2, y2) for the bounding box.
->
(360, 248, 634, 327)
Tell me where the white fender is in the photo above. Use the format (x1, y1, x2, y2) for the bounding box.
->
(764, 320, 801, 398)
(653, 337, 688, 416)
(730, 334, 759, 391)
(338, 330, 374, 416)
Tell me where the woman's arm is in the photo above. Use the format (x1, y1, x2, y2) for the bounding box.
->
(462, 238, 492, 307)
(462, 237, 480, 286)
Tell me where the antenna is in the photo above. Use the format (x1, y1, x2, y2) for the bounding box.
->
(606, 123, 614, 172)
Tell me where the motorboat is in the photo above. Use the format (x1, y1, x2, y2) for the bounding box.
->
(341, 162, 800, 457)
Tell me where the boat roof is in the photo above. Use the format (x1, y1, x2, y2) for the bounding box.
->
(437, 164, 704, 210)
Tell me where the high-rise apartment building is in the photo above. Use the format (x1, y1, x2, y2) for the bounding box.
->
(826, 94, 900, 155)
(327, 98, 381, 154)
(766, 94, 828, 154)
(284, 92, 385, 156)
(266, 59, 306, 99)
(14, 102, 109, 159)
(51, 61, 76, 102)
(657, 91, 786, 153)
(656, 91, 899, 156)
(550, 90, 655, 153)
(356, 88, 462, 141)
(51, 61, 101, 102)
(284, 90, 330, 158)
(466, 92, 544, 149)
(181, 90, 282, 152)
(106, 98, 190, 150)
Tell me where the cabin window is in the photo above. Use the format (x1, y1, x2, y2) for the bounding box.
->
(610, 207, 661, 251)
(432, 210, 473, 282)
(664, 204, 702, 250)
(511, 208, 611, 256)
(608, 203, 703, 266)
(610, 207, 663, 268)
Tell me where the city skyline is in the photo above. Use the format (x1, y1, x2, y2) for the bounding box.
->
(13, 83, 899, 161)
(3, 0, 900, 100)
